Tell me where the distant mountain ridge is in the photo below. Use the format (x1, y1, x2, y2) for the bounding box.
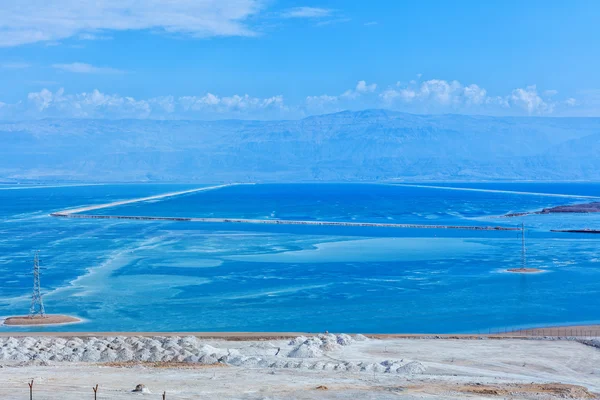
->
(1, 110, 600, 182)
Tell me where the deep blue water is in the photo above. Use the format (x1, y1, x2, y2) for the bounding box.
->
(1, 182, 600, 333)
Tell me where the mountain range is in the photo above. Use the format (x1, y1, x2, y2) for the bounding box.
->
(1, 110, 599, 182)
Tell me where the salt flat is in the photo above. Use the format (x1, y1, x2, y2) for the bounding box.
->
(0, 335, 598, 399)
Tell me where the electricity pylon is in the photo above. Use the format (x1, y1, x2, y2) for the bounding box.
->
(29, 251, 45, 318)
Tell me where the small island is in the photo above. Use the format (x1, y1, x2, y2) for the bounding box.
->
(4, 252, 82, 327)
(3, 315, 81, 326)
(506, 268, 544, 274)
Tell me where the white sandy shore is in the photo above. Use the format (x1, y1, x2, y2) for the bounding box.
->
(0, 335, 599, 399)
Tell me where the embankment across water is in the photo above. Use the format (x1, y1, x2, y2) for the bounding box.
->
(57, 183, 245, 214)
(50, 213, 519, 231)
(49, 183, 519, 231)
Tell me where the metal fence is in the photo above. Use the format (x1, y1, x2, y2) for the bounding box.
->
(476, 327, 600, 338)
(25, 381, 168, 400)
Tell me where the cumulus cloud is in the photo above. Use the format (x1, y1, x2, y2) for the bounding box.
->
(355, 80, 377, 94)
(381, 79, 560, 115)
(281, 7, 333, 19)
(180, 93, 285, 113)
(52, 63, 124, 74)
(382, 79, 482, 107)
(1, 88, 286, 119)
(26, 88, 153, 118)
(307, 80, 377, 106)
(509, 85, 553, 114)
(0, 0, 263, 47)
(0, 80, 584, 120)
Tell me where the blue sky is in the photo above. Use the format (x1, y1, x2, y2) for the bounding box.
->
(0, 0, 598, 119)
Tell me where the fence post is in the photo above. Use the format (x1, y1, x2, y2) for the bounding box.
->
(163, 391, 166, 400)
(93, 384, 99, 400)
(28, 379, 34, 400)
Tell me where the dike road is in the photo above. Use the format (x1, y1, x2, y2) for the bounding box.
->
(50, 183, 520, 231)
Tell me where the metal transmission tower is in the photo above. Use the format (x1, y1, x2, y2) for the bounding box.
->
(29, 251, 46, 318)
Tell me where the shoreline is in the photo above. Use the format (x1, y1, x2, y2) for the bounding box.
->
(1, 324, 599, 338)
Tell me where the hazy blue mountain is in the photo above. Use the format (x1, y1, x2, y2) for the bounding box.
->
(1, 110, 599, 182)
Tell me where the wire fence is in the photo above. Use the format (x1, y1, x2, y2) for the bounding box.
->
(25, 381, 168, 400)
(475, 327, 600, 338)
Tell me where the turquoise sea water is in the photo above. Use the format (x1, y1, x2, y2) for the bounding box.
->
(1, 182, 600, 333)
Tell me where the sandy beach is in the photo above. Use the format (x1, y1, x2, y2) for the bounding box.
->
(0, 333, 598, 399)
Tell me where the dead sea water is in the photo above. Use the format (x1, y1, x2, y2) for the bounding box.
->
(1, 182, 600, 333)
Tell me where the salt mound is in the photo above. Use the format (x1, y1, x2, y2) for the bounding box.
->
(0, 335, 422, 375)
(322, 362, 337, 371)
(336, 334, 353, 346)
(344, 362, 361, 372)
(310, 361, 326, 370)
(269, 360, 286, 368)
(319, 341, 340, 352)
(379, 360, 426, 374)
(288, 336, 307, 346)
(397, 361, 426, 374)
(353, 334, 368, 341)
(288, 343, 324, 358)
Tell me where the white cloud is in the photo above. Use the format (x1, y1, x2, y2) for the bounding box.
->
(0, 0, 263, 47)
(381, 79, 467, 106)
(338, 80, 377, 100)
(1, 62, 31, 69)
(305, 94, 339, 109)
(8, 88, 286, 119)
(52, 62, 124, 74)
(306, 81, 377, 106)
(78, 33, 112, 41)
(381, 79, 561, 115)
(509, 85, 552, 114)
(355, 80, 377, 94)
(180, 93, 285, 113)
(0, 80, 586, 120)
(26, 88, 152, 117)
(281, 7, 333, 19)
(463, 84, 487, 105)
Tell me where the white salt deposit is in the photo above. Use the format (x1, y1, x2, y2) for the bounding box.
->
(0, 335, 424, 375)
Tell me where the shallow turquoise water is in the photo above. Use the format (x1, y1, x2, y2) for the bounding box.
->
(0, 183, 599, 333)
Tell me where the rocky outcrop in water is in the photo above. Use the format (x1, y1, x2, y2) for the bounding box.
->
(505, 202, 600, 218)
(538, 202, 600, 214)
